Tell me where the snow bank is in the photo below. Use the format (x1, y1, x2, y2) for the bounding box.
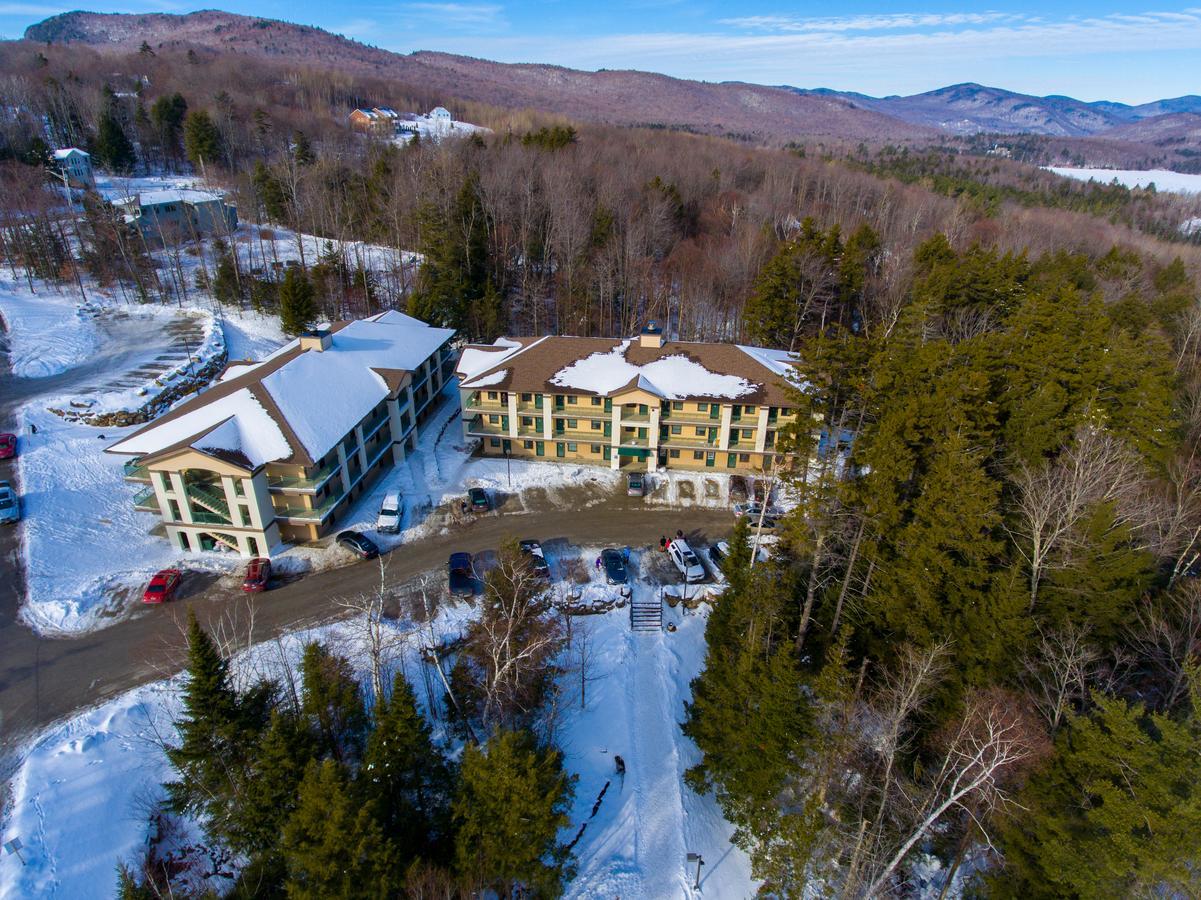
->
(0, 284, 97, 378)
(1047, 166, 1201, 195)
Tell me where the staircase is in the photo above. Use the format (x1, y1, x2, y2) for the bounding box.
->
(630, 592, 662, 632)
(186, 482, 232, 521)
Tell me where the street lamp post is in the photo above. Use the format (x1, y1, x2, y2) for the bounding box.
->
(686, 852, 704, 890)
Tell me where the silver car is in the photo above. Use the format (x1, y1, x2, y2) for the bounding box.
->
(0, 481, 19, 525)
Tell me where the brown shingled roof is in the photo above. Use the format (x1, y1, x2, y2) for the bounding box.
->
(460, 336, 800, 406)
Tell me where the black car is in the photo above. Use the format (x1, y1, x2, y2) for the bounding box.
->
(337, 530, 379, 559)
(448, 552, 475, 597)
(601, 548, 628, 585)
(520, 540, 551, 578)
(468, 487, 491, 512)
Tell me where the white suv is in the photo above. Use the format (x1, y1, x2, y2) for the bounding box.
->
(376, 492, 402, 534)
(668, 538, 706, 583)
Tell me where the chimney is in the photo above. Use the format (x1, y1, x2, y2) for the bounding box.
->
(639, 321, 663, 349)
(298, 327, 333, 352)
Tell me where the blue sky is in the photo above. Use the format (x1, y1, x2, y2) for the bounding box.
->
(4, 2, 1201, 103)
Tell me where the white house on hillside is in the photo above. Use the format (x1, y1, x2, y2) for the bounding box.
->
(52, 148, 94, 189)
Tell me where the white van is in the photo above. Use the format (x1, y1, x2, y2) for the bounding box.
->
(376, 492, 403, 534)
(668, 538, 706, 583)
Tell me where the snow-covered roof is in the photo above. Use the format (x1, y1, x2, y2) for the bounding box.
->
(124, 189, 225, 208)
(430, 106, 452, 117)
(52, 148, 88, 160)
(550, 341, 757, 399)
(458, 334, 803, 406)
(108, 388, 291, 469)
(111, 313, 455, 468)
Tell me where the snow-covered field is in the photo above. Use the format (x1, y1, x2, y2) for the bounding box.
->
(0, 283, 97, 379)
(0, 555, 755, 899)
(1047, 166, 1201, 195)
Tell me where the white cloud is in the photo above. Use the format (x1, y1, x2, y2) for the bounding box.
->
(717, 11, 1021, 34)
(402, 2, 504, 28)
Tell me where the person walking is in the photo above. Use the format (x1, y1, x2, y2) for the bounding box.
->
(659, 535, 667, 552)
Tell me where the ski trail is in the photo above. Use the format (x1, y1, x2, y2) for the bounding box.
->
(626, 629, 693, 898)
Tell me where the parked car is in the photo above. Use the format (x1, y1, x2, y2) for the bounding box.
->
(468, 486, 491, 512)
(626, 472, 645, 497)
(0, 433, 16, 460)
(707, 540, 730, 576)
(601, 548, 628, 585)
(668, 538, 707, 583)
(0, 481, 19, 525)
(520, 540, 551, 579)
(448, 552, 475, 597)
(241, 557, 272, 593)
(143, 569, 182, 604)
(376, 492, 403, 534)
(337, 530, 379, 560)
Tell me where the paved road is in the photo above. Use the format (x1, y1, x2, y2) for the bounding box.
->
(0, 308, 733, 753)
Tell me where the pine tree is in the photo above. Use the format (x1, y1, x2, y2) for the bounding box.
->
(452, 729, 575, 896)
(300, 642, 368, 764)
(93, 109, 136, 173)
(165, 611, 270, 843)
(280, 759, 397, 899)
(115, 863, 155, 899)
(229, 709, 317, 857)
(183, 109, 222, 170)
(362, 673, 453, 860)
(291, 130, 314, 165)
(992, 692, 1201, 897)
(211, 244, 242, 307)
(278, 266, 316, 336)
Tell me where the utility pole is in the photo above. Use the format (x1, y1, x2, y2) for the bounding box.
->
(686, 852, 704, 890)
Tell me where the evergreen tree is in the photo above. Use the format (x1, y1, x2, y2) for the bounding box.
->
(150, 92, 187, 159)
(93, 108, 136, 173)
(300, 641, 368, 764)
(115, 863, 155, 899)
(452, 729, 575, 896)
(183, 109, 222, 170)
(992, 692, 1201, 897)
(252, 160, 290, 223)
(165, 611, 270, 842)
(229, 708, 317, 858)
(278, 266, 316, 336)
(291, 130, 315, 165)
(280, 759, 397, 899)
(743, 218, 844, 349)
(362, 672, 453, 859)
(211, 243, 242, 307)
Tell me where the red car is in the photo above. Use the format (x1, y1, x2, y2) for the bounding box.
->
(142, 569, 182, 604)
(242, 558, 272, 593)
(0, 433, 15, 460)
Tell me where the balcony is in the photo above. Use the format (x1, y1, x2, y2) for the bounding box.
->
(362, 411, 391, 441)
(662, 434, 719, 449)
(191, 509, 234, 526)
(275, 492, 341, 523)
(552, 408, 608, 420)
(662, 409, 722, 424)
(617, 434, 652, 448)
(123, 458, 150, 482)
(465, 415, 509, 437)
(619, 410, 652, 424)
(132, 486, 159, 512)
(268, 461, 340, 493)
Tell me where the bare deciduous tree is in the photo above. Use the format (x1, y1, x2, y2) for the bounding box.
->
(1018, 623, 1101, 732)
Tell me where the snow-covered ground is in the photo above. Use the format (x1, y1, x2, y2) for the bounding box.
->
(0, 550, 754, 899)
(391, 111, 490, 145)
(1046, 166, 1201, 195)
(0, 283, 97, 379)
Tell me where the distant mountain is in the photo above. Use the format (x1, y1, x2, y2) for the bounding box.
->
(19, 10, 935, 143)
(790, 83, 1201, 138)
(17, 10, 1201, 149)
(1099, 112, 1201, 143)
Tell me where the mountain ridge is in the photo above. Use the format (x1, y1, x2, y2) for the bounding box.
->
(19, 9, 1201, 145)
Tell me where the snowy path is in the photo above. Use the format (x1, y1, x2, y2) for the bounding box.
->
(626, 628, 693, 898)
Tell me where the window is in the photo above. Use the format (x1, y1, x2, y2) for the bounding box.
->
(669, 449, 680, 458)
(671, 425, 682, 434)
(567, 395, 578, 405)
(744, 405, 756, 414)
(489, 438, 501, 447)
(591, 420, 602, 431)
(697, 402, 709, 412)
(695, 426, 706, 436)
(487, 391, 498, 400)
(743, 429, 754, 439)
(500, 392, 509, 403)
(233, 479, 246, 497)
(671, 401, 683, 410)
(167, 499, 181, 521)
(521, 393, 532, 402)
(522, 416, 534, 426)
(591, 396, 602, 406)
(523, 440, 534, 449)
(488, 414, 500, 424)
(567, 419, 578, 428)
(740, 453, 750, 462)
(567, 443, 578, 452)
(591, 444, 602, 454)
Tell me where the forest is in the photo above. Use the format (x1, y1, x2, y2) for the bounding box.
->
(0, 38, 1198, 897)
